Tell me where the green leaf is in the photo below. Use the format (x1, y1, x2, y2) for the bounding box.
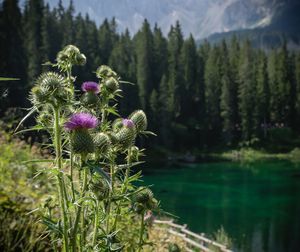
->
(87, 163, 112, 189)
(14, 107, 37, 133)
(119, 80, 135, 85)
(116, 161, 145, 172)
(22, 159, 54, 164)
(140, 130, 157, 137)
(42, 216, 63, 236)
(0, 77, 19, 81)
(14, 125, 47, 135)
(106, 107, 120, 117)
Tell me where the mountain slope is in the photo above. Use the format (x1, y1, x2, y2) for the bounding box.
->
(20, 0, 291, 39)
(205, 1, 300, 48)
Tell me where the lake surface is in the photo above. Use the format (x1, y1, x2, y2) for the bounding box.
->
(142, 160, 300, 252)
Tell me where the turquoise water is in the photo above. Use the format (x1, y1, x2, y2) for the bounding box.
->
(142, 161, 300, 252)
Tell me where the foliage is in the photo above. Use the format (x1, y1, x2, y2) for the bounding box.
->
(1, 0, 300, 152)
(15, 44, 160, 251)
(0, 129, 51, 251)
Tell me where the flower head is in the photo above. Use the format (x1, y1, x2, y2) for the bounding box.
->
(122, 118, 135, 128)
(65, 113, 98, 131)
(81, 82, 100, 94)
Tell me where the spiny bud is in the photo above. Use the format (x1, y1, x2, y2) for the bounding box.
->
(112, 118, 123, 132)
(71, 129, 95, 155)
(89, 176, 109, 200)
(104, 77, 119, 93)
(129, 110, 147, 132)
(134, 188, 153, 204)
(31, 72, 68, 105)
(96, 65, 117, 79)
(81, 92, 99, 107)
(94, 132, 111, 154)
(115, 127, 136, 149)
(57, 45, 86, 66)
(107, 132, 118, 145)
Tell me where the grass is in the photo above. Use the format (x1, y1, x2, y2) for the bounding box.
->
(211, 147, 300, 162)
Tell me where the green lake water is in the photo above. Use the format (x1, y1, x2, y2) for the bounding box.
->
(142, 160, 300, 252)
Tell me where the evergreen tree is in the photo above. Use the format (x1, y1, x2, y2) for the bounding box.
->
(152, 24, 168, 90)
(61, 0, 75, 46)
(167, 21, 183, 118)
(238, 41, 256, 141)
(134, 19, 154, 110)
(204, 46, 222, 144)
(220, 41, 235, 144)
(255, 50, 269, 138)
(23, 0, 44, 85)
(0, 0, 26, 108)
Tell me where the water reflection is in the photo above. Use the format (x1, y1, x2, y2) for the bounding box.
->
(142, 161, 300, 252)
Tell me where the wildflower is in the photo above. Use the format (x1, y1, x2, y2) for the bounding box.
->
(82, 82, 100, 94)
(122, 118, 135, 128)
(65, 113, 98, 155)
(116, 119, 136, 149)
(65, 113, 98, 131)
(81, 82, 100, 106)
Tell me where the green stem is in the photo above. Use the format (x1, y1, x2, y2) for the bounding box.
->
(53, 107, 69, 252)
(138, 211, 145, 252)
(112, 147, 132, 230)
(72, 161, 88, 252)
(92, 202, 99, 247)
(106, 164, 114, 234)
(70, 150, 75, 202)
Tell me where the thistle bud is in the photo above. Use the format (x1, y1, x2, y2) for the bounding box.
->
(96, 65, 118, 79)
(129, 110, 147, 132)
(89, 176, 109, 200)
(57, 45, 86, 66)
(104, 77, 119, 93)
(107, 132, 118, 145)
(71, 129, 95, 155)
(116, 127, 136, 149)
(31, 72, 69, 105)
(112, 118, 123, 132)
(94, 132, 111, 154)
(134, 188, 153, 204)
(81, 92, 99, 107)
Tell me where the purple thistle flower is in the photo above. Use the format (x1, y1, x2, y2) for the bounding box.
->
(122, 118, 135, 128)
(65, 113, 98, 131)
(81, 81, 100, 94)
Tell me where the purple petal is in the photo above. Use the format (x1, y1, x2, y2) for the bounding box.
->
(65, 113, 98, 130)
(81, 81, 100, 94)
(122, 118, 135, 128)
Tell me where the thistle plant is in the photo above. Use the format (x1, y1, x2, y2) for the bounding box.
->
(18, 45, 159, 251)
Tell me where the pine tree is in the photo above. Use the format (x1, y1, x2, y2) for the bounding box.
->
(109, 30, 138, 115)
(238, 41, 256, 141)
(220, 41, 235, 144)
(255, 50, 269, 138)
(61, 0, 75, 46)
(167, 21, 183, 118)
(204, 46, 222, 144)
(0, 0, 26, 108)
(134, 19, 154, 110)
(152, 24, 168, 90)
(23, 0, 44, 85)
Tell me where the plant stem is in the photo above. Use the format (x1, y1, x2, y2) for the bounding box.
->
(70, 149, 75, 202)
(138, 211, 145, 252)
(106, 164, 114, 234)
(53, 107, 69, 252)
(112, 147, 132, 230)
(72, 160, 88, 252)
(92, 202, 99, 247)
